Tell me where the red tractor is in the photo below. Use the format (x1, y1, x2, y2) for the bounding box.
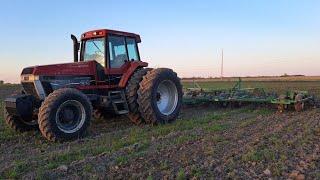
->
(4, 29, 182, 141)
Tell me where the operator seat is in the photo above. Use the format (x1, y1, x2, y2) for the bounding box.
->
(111, 54, 127, 68)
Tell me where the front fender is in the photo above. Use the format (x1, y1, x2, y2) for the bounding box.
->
(5, 94, 37, 120)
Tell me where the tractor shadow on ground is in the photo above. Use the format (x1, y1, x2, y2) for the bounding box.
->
(88, 115, 134, 137)
(41, 103, 281, 142)
(181, 102, 278, 118)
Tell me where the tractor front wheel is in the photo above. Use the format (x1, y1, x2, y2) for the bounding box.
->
(137, 68, 183, 124)
(4, 109, 38, 132)
(38, 88, 92, 142)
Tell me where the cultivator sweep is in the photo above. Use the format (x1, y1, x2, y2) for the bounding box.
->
(183, 78, 316, 112)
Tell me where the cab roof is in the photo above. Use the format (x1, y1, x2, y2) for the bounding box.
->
(81, 29, 141, 43)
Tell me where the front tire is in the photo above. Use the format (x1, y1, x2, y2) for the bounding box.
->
(4, 109, 38, 132)
(137, 68, 182, 124)
(38, 88, 92, 142)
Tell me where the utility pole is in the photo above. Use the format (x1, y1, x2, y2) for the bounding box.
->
(221, 49, 224, 80)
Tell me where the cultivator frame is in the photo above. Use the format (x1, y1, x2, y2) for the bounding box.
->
(183, 78, 316, 112)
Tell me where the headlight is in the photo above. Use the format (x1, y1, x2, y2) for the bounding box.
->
(21, 75, 39, 82)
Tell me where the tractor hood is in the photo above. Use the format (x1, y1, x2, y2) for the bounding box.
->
(21, 61, 97, 76)
(20, 61, 97, 100)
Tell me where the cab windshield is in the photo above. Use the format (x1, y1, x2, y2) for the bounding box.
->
(83, 38, 105, 67)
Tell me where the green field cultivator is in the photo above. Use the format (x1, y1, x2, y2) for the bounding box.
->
(183, 78, 317, 112)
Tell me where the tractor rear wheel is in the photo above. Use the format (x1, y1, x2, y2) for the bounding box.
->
(125, 68, 152, 124)
(4, 109, 38, 132)
(137, 68, 183, 124)
(38, 88, 92, 142)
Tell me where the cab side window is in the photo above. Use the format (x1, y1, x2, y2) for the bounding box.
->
(126, 38, 139, 61)
(108, 35, 128, 68)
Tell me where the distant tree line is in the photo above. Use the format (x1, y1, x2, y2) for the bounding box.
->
(280, 73, 305, 77)
(0, 80, 3, 85)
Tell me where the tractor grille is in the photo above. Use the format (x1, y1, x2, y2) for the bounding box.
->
(22, 82, 39, 98)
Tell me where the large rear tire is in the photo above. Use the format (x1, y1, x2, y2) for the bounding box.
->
(137, 68, 182, 124)
(38, 88, 92, 142)
(4, 109, 38, 132)
(125, 68, 152, 124)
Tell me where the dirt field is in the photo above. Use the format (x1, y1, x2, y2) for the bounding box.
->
(0, 79, 319, 179)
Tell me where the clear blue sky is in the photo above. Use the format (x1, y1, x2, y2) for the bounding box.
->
(0, 0, 319, 82)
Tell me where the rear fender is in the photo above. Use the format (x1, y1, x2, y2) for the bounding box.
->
(118, 61, 148, 88)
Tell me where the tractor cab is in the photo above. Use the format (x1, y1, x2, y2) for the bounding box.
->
(73, 30, 143, 69)
(81, 29, 141, 67)
(71, 29, 147, 86)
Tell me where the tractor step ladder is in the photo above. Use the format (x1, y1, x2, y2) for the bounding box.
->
(108, 91, 129, 115)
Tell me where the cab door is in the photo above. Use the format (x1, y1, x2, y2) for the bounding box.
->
(106, 35, 140, 74)
(108, 35, 128, 69)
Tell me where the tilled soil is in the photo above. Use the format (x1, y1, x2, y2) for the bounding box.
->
(104, 109, 320, 179)
(0, 105, 319, 179)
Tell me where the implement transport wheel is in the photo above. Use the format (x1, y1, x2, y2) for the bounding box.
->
(4, 109, 38, 132)
(137, 68, 183, 124)
(294, 94, 304, 112)
(125, 68, 152, 125)
(38, 88, 92, 142)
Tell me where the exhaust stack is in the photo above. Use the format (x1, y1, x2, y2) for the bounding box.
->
(71, 34, 80, 62)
